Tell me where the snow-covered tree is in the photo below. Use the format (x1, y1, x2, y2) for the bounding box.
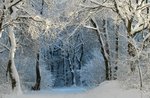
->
(81, 0, 150, 89)
(0, 0, 55, 94)
(0, 0, 24, 94)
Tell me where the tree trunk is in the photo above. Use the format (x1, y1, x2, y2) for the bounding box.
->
(90, 18, 110, 80)
(32, 53, 41, 90)
(136, 0, 138, 4)
(0, 10, 4, 35)
(127, 19, 136, 72)
(137, 58, 143, 90)
(7, 26, 22, 94)
(146, 0, 149, 14)
(69, 56, 76, 86)
(113, 25, 119, 80)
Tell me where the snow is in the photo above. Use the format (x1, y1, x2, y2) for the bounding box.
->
(3, 81, 149, 98)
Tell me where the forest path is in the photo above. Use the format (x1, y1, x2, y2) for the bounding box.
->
(4, 81, 149, 98)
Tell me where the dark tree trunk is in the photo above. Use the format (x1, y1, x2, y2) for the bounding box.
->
(0, 1, 5, 33)
(127, 19, 133, 36)
(136, 0, 138, 4)
(6, 60, 16, 90)
(32, 53, 41, 90)
(112, 25, 119, 80)
(0, 11, 4, 32)
(128, 37, 136, 72)
(40, 0, 44, 15)
(146, 0, 149, 14)
(90, 18, 110, 80)
(126, 18, 137, 72)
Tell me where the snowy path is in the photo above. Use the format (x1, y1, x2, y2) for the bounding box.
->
(4, 81, 150, 98)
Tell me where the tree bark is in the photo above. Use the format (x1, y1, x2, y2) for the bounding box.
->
(146, 0, 149, 14)
(32, 53, 41, 90)
(137, 58, 143, 90)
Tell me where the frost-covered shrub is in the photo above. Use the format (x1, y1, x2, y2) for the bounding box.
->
(80, 48, 105, 88)
(41, 69, 55, 89)
(40, 60, 55, 89)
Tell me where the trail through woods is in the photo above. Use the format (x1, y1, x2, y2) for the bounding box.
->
(3, 81, 149, 98)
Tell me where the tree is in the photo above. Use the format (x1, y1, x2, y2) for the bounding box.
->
(0, 0, 55, 94)
(0, 0, 23, 94)
(81, 0, 150, 89)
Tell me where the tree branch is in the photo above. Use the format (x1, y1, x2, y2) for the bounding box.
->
(0, 42, 10, 51)
(8, 0, 23, 9)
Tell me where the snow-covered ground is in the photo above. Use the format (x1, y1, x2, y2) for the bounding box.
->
(3, 81, 150, 98)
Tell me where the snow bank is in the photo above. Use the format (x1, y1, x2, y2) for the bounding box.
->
(4, 81, 149, 98)
(86, 81, 148, 98)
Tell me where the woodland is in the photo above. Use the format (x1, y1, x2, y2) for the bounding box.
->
(0, 0, 150, 97)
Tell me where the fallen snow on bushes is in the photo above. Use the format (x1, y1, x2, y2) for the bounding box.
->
(4, 81, 149, 98)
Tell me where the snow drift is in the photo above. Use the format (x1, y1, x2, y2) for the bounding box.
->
(4, 81, 149, 98)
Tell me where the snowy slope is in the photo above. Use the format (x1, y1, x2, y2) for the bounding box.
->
(4, 81, 149, 98)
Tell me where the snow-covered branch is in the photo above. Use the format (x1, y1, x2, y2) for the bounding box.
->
(86, 0, 150, 36)
(8, 0, 23, 9)
(137, 3, 150, 10)
(0, 42, 10, 51)
(83, 25, 97, 30)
